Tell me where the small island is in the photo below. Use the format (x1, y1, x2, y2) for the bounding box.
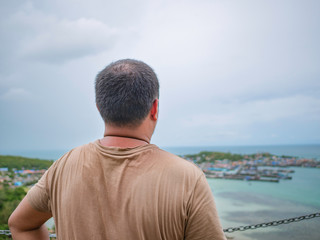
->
(181, 151, 320, 183)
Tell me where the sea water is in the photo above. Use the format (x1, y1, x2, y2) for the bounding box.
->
(210, 167, 320, 240)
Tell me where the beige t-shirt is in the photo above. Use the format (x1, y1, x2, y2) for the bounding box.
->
(27, 140, 226, 240)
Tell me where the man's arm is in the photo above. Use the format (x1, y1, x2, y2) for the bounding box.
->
(8, 196, 52, 240)
(184, 174, 226, 240)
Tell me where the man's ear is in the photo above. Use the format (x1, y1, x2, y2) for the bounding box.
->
(96, 103, 100, 112)
(150, 99, 159, 121)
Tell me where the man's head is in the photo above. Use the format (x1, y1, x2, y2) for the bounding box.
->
(95, 59, 159, 128)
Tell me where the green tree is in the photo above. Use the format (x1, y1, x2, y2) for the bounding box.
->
(0, 187, 26, 230)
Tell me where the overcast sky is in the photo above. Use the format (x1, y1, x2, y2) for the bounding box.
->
(0, 0, 319, 151)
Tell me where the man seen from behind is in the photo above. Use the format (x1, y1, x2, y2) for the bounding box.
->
(9, 59, 226, 240)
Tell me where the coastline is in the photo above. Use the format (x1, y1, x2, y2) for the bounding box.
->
(164, 144, 320, 161)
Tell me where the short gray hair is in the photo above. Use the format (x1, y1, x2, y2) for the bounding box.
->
(95, 59, 159, 127)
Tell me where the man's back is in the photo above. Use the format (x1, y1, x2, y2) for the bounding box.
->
(27, 140, 225, 240)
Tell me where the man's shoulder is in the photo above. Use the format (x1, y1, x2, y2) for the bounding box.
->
(154, 147, 196, 165)
(153, 147, 204, 178)
(53, 142, 204, 179)
(53, 142, 96, 164)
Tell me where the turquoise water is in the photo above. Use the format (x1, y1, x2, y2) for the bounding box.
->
(209, 167, 320, 239)
(210, 167, 320, 208)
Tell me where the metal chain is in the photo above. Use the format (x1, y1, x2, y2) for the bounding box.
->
(0, 230, 56, 238)
(1, 213, 319, 236)
(223, 212, 320, 233)
(0, 230, 11, 236)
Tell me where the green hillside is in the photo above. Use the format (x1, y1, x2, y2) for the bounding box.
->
(0, 155, 53, 170)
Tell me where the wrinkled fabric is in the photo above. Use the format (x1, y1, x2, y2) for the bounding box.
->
(27, 140, 226, 240)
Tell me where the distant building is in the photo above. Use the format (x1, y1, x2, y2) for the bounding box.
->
(14, 181, 22, 186)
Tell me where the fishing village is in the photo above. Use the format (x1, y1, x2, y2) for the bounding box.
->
(182, 151, 320, 183)
(1, 152, 320, 187)
(0, 155, 53, 189)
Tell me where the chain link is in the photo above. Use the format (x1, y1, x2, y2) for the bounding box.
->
(223, 212, 320, 233)
(49, 233, 56, 238)
(1, 213, 319, 236)
(0, 230, 56, 238)
(0, 230, 11, 236)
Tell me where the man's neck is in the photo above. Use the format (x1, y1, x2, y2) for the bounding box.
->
(99, 135, 149, 148)
(101, 123, 152, 148)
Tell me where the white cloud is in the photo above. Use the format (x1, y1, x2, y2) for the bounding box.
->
(0, 88, 31, 100)
(20, 17, 120, 63)
(182, 95, 320, 127)
(130, 0, 320, 104)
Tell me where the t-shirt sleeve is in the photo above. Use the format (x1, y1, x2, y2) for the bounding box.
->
(26, 169, 51, 213)
(184, 173, 226, 240)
